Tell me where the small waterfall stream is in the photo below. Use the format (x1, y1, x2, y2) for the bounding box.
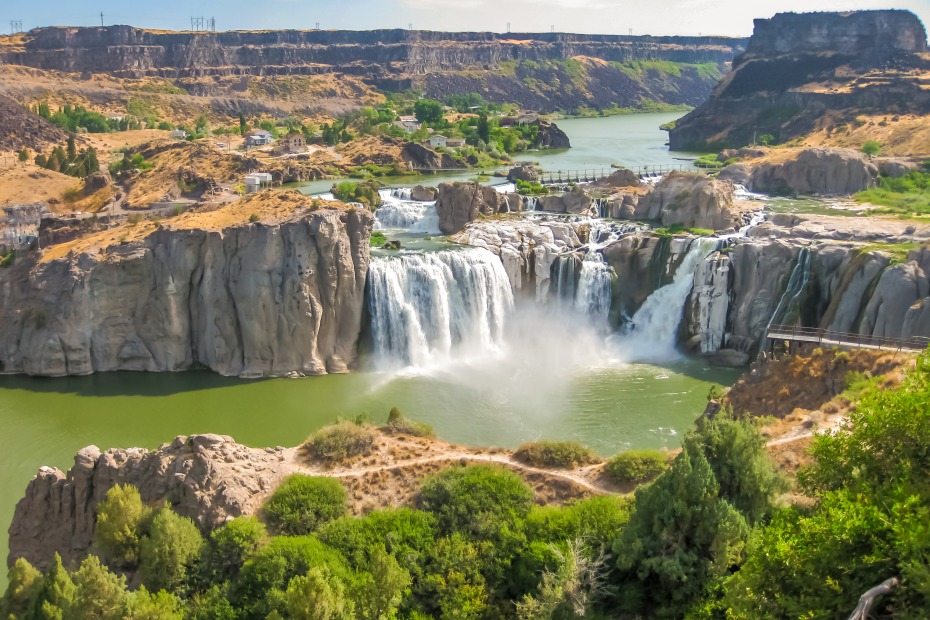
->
(768, 246, 813, 328)
(373, 189, 440, 233)
(367, 248, 514, 368)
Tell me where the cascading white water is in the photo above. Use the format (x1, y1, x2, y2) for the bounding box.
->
(575, 252, 613, 329)
(621, 237, 720, 359)
(367, 248, 514, 368)
(373, 189, 440, 233)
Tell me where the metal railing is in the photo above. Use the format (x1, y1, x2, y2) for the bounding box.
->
(766, 324, 930, 352)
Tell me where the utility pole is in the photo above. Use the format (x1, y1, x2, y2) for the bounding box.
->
(10, 20, 23, 34)
(506, 22, 511, 33)
(208, 17, 216, 32)
(315, 22, 320, 30)
(100, 12, 104, 27)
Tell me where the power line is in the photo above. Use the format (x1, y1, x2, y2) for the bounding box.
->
(10, 20, 23, 34)
(99, 12, 104, 27)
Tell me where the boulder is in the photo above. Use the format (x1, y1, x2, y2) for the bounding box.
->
(535, 121, 571, 149)
(725, 148, 878, 196)
(537, 185, 597, 217)
(635, 172, 743, 231)
(410, 185, 438, 201)
(879, 159, 918, 179)
(435, 182, 522, 235)
(594, 168, 640, 189)
(507, 165, 539, 183)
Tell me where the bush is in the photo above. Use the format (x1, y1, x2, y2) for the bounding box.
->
(303, 420, 376, 463)
(94, 484, 151, 568)
(604, 450, 669, 485)
(263, 474, 347, 535)
(512, 441, 598, 469)
(139, 507, 204, 593)
(384, 407, 435, 437)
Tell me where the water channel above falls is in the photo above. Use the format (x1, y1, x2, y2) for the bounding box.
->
(1, 112, 750, 579)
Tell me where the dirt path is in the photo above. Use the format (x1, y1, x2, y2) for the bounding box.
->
(292, 449, 614, 495)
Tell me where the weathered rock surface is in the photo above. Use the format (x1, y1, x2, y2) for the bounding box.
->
(435, 182, 522, 234)
(8, 434, 287, 570)
(635, 172, 744, 230)
(669, 10, 930, 150)
(0, 205, 372, 377)
(537, 185, 597, 217)
(410, 185, 438, 201)
(719, 148, 878, 196)
(507, 165, 539, 183)
(535, 121, 571, 149)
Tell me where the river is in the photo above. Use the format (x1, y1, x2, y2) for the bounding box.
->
(0, 111, 739, 581)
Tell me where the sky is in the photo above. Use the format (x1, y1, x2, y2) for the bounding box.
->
(4, 0, 929, 38)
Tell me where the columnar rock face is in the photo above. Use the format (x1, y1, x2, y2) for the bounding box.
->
(0, 207, 372, 377)
(435, 182, 522, 234)
(719, 148, 878, 195)
(8, 434, 287, 570)
(669, 10, 930, 150)
(635, 172, 744, 231)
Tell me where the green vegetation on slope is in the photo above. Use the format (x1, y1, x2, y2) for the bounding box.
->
(856, 168, 930, 216)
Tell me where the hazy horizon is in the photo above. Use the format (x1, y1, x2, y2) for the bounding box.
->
(3, 0, 928, 38)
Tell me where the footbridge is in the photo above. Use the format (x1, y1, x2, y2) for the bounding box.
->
(765, 324, 930, 354)
(537, 164, 692, 185)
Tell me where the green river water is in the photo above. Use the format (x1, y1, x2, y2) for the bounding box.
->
(0, 110, 740, 580)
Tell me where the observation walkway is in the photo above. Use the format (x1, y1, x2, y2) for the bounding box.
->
(766, 324, 930, 354)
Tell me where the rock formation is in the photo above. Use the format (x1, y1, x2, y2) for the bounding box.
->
(534, 121, 571, 149)
(668, 10, 930, 150)
(635, 172, 745, 231)
(0, 196, 372, 377)
(719, 148, 878, 195)
(435, 182, 522, 234)
(8, 434, 288, 570)
(410, 185, 438, 201)
(537, 185, 598, 217)
(0, 93, 67, 152)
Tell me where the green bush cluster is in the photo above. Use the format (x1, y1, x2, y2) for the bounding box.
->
(263, 475, 348, 535)
(856, 169, 930, 215)
(512, 441, 598, 469)
(384, 407, 435, 437)
(302, 420, 376, 463)
(34, 136, 101, 179)
(331, 181, 383, 208)
(604, 450, 669, 484)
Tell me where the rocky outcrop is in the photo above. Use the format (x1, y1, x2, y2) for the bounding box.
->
(401, 142, 466, 171)
(8, 434, 287, 570)
(535, 121, 571, 149)
(410, 185, 438, 201)
(537, 185, 598, 217)
(508, 165, 539, 183)
(669, 10, 930, 150)
(435, 182, 522, 234)
(719, 148, 878, 196)
(0, 93, 68, 152)
(635, 172, 744, 231)
(0, 203, 372, 377)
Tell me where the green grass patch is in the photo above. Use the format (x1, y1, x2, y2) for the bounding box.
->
(513, 441, 599, 469)
(515, 179, 549, 196)
(856, 241, 920, 264)
(370, 231, 388, 247)
(856, 170, 930, 216)
(653, 223, 715, 237)
(693, 153, 724, 169)
(384, 407, 435, 438)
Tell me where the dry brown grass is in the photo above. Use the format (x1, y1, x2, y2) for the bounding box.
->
(0, 165, 112, 212)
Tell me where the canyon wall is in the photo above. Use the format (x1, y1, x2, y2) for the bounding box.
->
(0, 206, 372, 378)
(0, 26, 746, 113)
(668, 10, 930, 150)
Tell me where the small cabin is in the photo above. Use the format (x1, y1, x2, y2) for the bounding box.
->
(245, 130, 274, 147)
(445, 138, 465, 148)
(169, 129, 187, 140)
(426, 135, 447, 148)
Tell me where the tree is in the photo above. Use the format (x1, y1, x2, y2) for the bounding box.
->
(32, 554, 75, 620)
(861, 140, 882, 159)
(201, 516, 268, 581)
(18, 148, 29, 163)
(612, 442, 749, 618)
(477, 112, 490, 145)
(516, 539, 611, 620)
(85, 147, 100, 175)
(95, 484, 150, 568)
(139, 507, 204, 593)
(124, 586, 183, 620)
(413, 98, 444, 124)
(285, 567, 354, 620)
(263, 475, 348, 535)
(356, 545, 411, 620)
(1, 558, 43, 618)
(68, 555, 127, 620)
(758, 133, 775, 146)
(239, 113, 248, 135)
(66, 135, 76, 161)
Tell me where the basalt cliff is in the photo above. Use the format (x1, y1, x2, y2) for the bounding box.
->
(0, 27, 746, 114)
(0, 192, 372, 377)
(668, 10, 930, 151)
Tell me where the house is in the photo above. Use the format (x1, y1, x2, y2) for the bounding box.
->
(426, 135, 447, 148)
(445, 138, 465, 148)
(398, 115, 418, 124)
(281, 132, 306, 153)
(393, 119, 421, 133)
(169, 129, 187, 140)
(244, 172, 274, 194)
(245, 130, 274, 147)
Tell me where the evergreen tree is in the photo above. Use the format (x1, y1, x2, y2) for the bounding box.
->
(95, 484, 150, 569)
(1, 558, 43, 619)
(68, 555, 127, 620)
(18, 148, 29, 163)
(285, 567, 354, 620)
(31, 554, 75, 620)
(139, 507, 204, 593)
(66, 136, 76, 162)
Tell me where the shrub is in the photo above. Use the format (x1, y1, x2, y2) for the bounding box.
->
(604, 450, 669, 485)
(384, 407, 435, 438)
(263, 474, 347, 535)
(139, 507, 204, 593)
(512, 441, 598, 469)
(95, 484, 151, 568)
(303, 420, 376, 463)
(249, 213, 260, 223)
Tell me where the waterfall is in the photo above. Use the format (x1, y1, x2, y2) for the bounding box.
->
(575, 252, 613, 329)
(622, 238, 719, 358)
(768, 247, 812, 328)
(367, 248, 514, 368)
(374, 189, 440, 233)
(526, 196, 538, 212)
